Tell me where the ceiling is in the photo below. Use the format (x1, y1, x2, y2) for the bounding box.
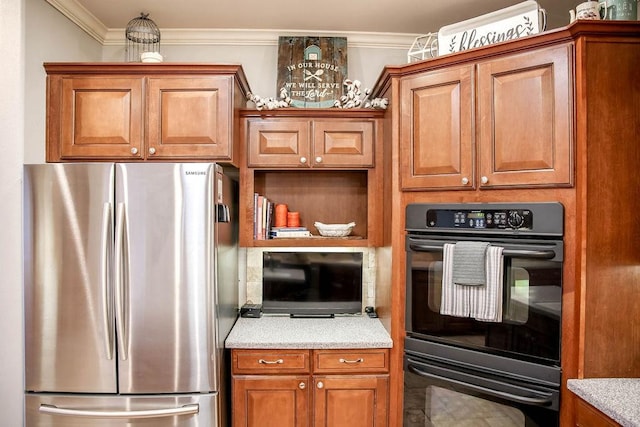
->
(62, 0, 576, 36)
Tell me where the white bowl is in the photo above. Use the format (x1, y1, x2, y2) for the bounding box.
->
(141, 52, 163, 63)
(314, 222, 356, 237)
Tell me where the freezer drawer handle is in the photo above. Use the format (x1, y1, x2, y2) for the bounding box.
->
(39, 404, 199, 419)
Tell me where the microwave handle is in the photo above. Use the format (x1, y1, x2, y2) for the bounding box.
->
(406, 360, 555, 407)
(408, 242, 556, 259)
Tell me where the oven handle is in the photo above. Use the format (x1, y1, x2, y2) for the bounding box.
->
(408, 242, 556, 259)
(406, 359, 555, 407)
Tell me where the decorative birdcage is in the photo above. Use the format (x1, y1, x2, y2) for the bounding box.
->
(125, 13, 161, 62)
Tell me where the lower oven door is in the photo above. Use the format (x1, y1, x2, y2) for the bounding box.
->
(406, 235, 563, 365)
(404, 348, 560, 427)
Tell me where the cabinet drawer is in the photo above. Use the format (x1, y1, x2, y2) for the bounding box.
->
(313, 349, 389, 374)
(232, 349, 311, 374)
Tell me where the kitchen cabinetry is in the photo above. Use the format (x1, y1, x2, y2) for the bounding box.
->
(239, 109, 384, 247)
(44, 63, 251, 165)
(372, 20, 640, 427)
(399, 43, 573, 190)
(231, 348, 389, 427)
(574, 397, 619, 427)
(247, 118, 374, 168)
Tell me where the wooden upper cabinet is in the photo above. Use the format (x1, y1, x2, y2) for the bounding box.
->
(45, 63, 251, 164)
(399, 42, 573, 190)
(477, 44, 573, 188)
(247, 119, 311, 167)
(57, 77, 144, 159)
(400, 65, 474, 190)
(146, 76, 232, 159)
(246, 115, 375, 168)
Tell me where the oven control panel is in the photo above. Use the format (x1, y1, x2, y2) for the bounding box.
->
(426, 208, 533, 230)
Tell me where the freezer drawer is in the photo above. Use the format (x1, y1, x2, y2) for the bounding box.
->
(25, 393, 218, 427)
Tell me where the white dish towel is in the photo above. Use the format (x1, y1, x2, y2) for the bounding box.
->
(440, 243, 504, 322)
(470, 245, 504, 322)
(440, 243, 470, 317)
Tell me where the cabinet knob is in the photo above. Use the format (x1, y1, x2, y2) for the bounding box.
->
(130, 147, 138, 155)
(316, 381, 324, 389)
(299, 382, 306, 390)
(300, 157, 307, 164)
(149, 147, 157, 155)
(315, 156, 323, 164)
(480, 176, 489, 184)
(461, 177, 469, 185)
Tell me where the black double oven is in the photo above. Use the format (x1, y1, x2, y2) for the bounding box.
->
(404, 202, 563, 427)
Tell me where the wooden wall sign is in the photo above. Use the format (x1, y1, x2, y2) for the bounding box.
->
(277, 36, 347, 108)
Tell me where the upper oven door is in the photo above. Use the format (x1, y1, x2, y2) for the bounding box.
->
(406, 235, 563, 366)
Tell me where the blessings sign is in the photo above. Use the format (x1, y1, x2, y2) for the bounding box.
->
(277, 36, 347, 108)
(437, 1, 546, 56)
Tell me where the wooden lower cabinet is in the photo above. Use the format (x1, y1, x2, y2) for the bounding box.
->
(313, 376, 388, 427)
(574, 397, 619, 427)
(232, 349, 389, 427)
(233, 375, 310, 427)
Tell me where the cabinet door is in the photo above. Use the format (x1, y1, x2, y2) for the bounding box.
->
(233, 376, 310, 427)
(147, 76, 232, 159)
(247, 119, 311, 167)
(400, 65, 474, 190)
(313, 375, 388, 427)
(57, 77, 144, 159)
(575, 397, 619, 427)
(313, 120, 375, 168)
(477, 44, 573, 188)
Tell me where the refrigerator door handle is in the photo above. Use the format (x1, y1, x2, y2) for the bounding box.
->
(101, 202, 114, 360)
(115, 202, 128, 361)
(39, 403, 199, 419)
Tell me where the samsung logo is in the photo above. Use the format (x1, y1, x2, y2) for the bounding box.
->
(185, 171, 206, 176)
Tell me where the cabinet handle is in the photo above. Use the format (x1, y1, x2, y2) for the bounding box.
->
(315, 156, 323, 164)
(481, 176, 489, 184)
(316, 381, 324, 389)
(299, 382, 306, 390)
(130, 147, 138, 155)
(300, 157, 307, 164)
(258, 358, 284, 365)
(461, 177, 469, 185)
(149, 147, 157, 155)
(339, 358, 364, 364)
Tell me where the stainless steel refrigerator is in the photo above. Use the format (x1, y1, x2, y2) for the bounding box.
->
(23, 162, 239, 427)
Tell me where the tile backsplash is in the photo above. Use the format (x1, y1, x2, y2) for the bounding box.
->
(240, 247, 376, 309)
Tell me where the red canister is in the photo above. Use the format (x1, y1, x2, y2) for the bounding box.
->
(275, 204, 288, 227)
(287, 211, 300, 227)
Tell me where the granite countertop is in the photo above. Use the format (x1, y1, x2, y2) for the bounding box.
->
(568, 378, 640, 426)
(225, 315, 393, 349)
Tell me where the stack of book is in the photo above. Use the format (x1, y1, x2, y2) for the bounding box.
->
(253, 193, 273, 240)
(269, 227, 311, 239)
(253, 193, 311, 239)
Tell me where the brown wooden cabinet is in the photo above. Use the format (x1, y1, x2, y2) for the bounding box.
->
(400, 43, 573, 190)
(239, 109, 384, 247)
(232, 348, 389, 427)
(372, 20, 640, 427)
(44, 63, 251, 165)
(574, 397, 619, 427)
(247, 118, 375, 168)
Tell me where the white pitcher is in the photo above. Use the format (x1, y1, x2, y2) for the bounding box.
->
(569, 1, 609, 21)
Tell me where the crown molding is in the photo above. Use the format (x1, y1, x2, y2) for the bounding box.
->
(45, 0, 108, 42)
(47, 0, 419, 49)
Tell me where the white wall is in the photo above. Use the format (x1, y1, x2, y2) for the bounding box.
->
(0, 0, 25, 424)
(0, 0, 103, 424)
(101, 41, 408, 104)
(24, 0, 102, 164)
